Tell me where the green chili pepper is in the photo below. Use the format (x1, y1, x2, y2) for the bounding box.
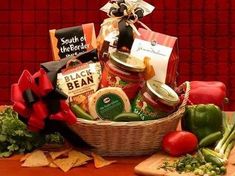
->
(113, 112, 142, 122)
(199, 131, 222, 148)
(71, 104, 93, 120)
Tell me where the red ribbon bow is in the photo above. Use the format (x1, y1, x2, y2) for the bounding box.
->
(11, 69, 77, 131)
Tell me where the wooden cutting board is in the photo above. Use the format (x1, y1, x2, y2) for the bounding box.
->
(135, 148, 235, 176)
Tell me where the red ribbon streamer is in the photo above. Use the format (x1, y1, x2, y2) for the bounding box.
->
(11, 69, 77, 132)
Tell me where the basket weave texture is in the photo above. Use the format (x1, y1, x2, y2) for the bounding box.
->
(69, 82, 190, 156)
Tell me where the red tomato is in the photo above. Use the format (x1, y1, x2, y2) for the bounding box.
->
(161, 131, 198, 157)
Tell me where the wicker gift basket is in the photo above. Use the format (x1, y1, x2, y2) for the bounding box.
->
(69, 82, 190, 156)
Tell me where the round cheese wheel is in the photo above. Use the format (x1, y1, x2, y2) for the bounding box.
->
(88, 87, 131, 120)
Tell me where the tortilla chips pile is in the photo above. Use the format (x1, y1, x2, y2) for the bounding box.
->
(20, 148, 116, 172)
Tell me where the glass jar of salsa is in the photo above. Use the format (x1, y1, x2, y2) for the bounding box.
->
(100, 51, 146, 100)
(132, 79, 180, 120)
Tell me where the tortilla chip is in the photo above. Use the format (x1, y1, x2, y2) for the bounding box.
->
(70, 150, 92, 163)
(91, 152, 116, 168)
(20, 148, 93, 171)
(72, 152, 91, 167)
(53, 156, 77, 172)
(73, 161, 87, 167)
(52, 150, 80, 172)
(80, 99, 89, 112)
(73, 95, 86, 104)
(21, 150, 49, 167)
(49, 161, 58, 168)
(20, 153, 31, 162)
(49, 148, 71, 160)
(46, 155, 58, 168)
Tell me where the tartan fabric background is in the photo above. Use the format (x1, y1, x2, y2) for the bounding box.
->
(0, 0, 234, 110)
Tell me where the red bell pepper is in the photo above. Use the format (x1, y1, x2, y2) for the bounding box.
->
(177, 81, 227, 109)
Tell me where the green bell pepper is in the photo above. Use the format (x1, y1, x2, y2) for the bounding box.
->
(181, 104, 223, 140)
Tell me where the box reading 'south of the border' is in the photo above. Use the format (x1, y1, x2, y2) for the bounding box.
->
(49, 23, 97, 60)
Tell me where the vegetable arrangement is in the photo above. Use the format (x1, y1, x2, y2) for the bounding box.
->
(215, 113, 235, 156)
(0, 107, 64, 157)
(200, 112, 235, 166)
(160, 154, 226, 175)
(160, 104, 235, 175)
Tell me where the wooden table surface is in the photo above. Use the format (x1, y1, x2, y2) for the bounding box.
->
(0, 154, 148, 176)
(1, 152, 234, 176)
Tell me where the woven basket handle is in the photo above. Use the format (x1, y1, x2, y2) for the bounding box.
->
(179, 81, 190, 108)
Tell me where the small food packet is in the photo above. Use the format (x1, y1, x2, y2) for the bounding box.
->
(41, 50, 101, 112)
(49, 23, 97, 60)
(57, 61, 102, 111)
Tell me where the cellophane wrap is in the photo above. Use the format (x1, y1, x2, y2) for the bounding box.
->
(97, 0, 154, 64)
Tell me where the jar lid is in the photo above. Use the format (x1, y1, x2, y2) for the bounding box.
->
(146, 79, 180, 106)
(109, 51, 146, 72)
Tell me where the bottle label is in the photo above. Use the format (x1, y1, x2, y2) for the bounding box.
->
(96, 93, 125, 120)
(101, 70, 141, 100)
(132, 93, 168, 120)
(107, 74, 128, 88)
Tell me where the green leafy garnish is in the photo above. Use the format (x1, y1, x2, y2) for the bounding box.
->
(0, 107, 64, 157)
(160, 154, 227, 175)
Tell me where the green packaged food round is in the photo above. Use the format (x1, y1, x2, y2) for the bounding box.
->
(88, 87, 131, 120)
